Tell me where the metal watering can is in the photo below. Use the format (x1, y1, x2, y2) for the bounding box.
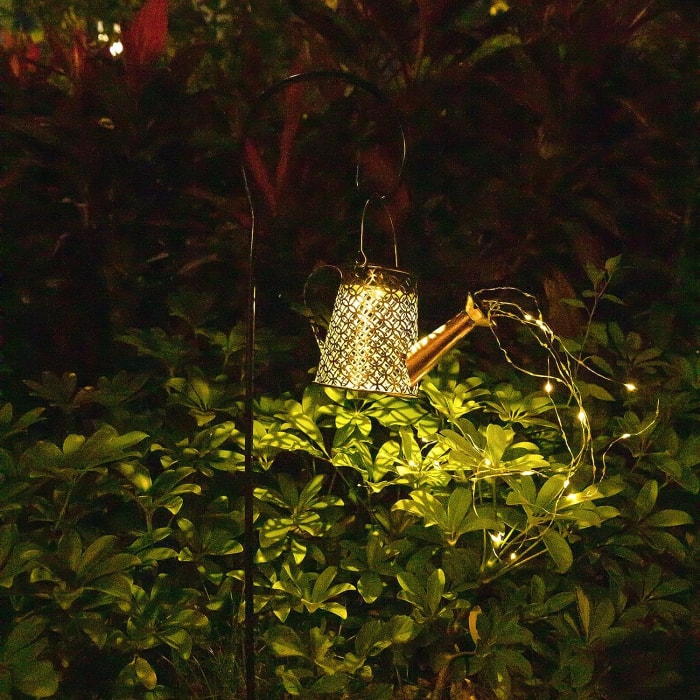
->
(310, 261, 489, 397)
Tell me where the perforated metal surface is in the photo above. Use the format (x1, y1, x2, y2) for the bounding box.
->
(314, 265, 419, 396)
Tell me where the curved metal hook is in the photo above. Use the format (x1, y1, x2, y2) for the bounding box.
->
(358, 197, 399, 268)
(242, 69, 406, 199)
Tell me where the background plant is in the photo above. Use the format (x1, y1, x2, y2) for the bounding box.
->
(1, 0, 697, 386)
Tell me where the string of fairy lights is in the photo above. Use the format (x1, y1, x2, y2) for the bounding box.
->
(450, 287, 657, 571)
(473, 285, 645, 470)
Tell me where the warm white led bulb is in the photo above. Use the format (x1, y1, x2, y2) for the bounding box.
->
(624, 383, 637, 392)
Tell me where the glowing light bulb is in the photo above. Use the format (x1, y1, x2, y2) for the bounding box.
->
(577, 410, 587, 423)
(509, 552, 517, 561)
(544, 380, 553, 393)
(520, 470, 534, 476)
(109, 41, 123, 56)
(483, 458, 491, 467)
(490, 532, 504, 547)
(567, 493, 578, 502)
(621, 433, 631, 439)
(563, 478, 570, 488)
(524, 313, 533, 321)
(624, 383, 637, 392)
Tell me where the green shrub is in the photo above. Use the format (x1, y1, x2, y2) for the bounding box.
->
(1, 259, 697, 699)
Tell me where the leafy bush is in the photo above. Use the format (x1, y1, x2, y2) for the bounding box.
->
(1, 259, 697, 699)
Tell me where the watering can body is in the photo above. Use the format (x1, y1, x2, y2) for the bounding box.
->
(312, 264, 488, 397)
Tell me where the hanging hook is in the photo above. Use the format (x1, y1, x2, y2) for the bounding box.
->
(358, 196, 400, 268)
(242, 69, 406, 201)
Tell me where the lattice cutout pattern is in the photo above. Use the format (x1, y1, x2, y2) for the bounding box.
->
(315, 266, 419, 396)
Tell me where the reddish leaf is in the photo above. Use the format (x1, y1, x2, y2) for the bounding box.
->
(1, 30, 40, 82)
(244, 141, 277, 215)
(123, 0, 169, 75)
(415, 0, 451, 31)
(69, 29, 90, 85)
(275, 70, 306, 199)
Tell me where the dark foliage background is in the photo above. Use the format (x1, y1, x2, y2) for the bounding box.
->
(1, 0, 697, 394)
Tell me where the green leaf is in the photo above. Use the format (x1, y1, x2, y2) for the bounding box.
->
(3, 616, 46, 657)
(469, 33, 521, 64)
(569, 650, 595, 688)
(604, 255, 622, 276)
(134, 657, 158, 690)
(310, 674, 349, 694)
(426, 568, 445, 616)
(265, 626, 306, 657)
(560, 298, 586, 309)
(588, 599, 615, 641)
(576, 587, 591, 639)
(535, 475, 567, 511)
(636, 480, 658, 519)
(159, 629, 193, 658)
(23, 371, 78, 410)
(542, 592, 576, 615)
(446, 487, 472, 533)
(298, 473, 329, 509)
(89, 573, 134, 601)
(644, 509, 693, 528)
(601, 293, 624, 305)
(584, 383, 615, 401)
(75, 535, 118, 577)
(13, 660, 59, 698)
(58, 531, 82, 571)
(312, 566, 338, 599)
(2, 617, 59, 698)
(386, 615, 415, 644)
(277, 667, 304, 695)
(649, 578, 691, 599)
(543, 530, 573, 573)
(86, 551, 141, 580)
(357, 572, 384, 603)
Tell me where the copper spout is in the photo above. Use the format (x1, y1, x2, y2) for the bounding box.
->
(406, 295, 489, 386)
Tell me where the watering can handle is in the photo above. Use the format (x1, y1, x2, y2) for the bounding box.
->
(358, 197, 400, 269)
(303, 264, 344, 351)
